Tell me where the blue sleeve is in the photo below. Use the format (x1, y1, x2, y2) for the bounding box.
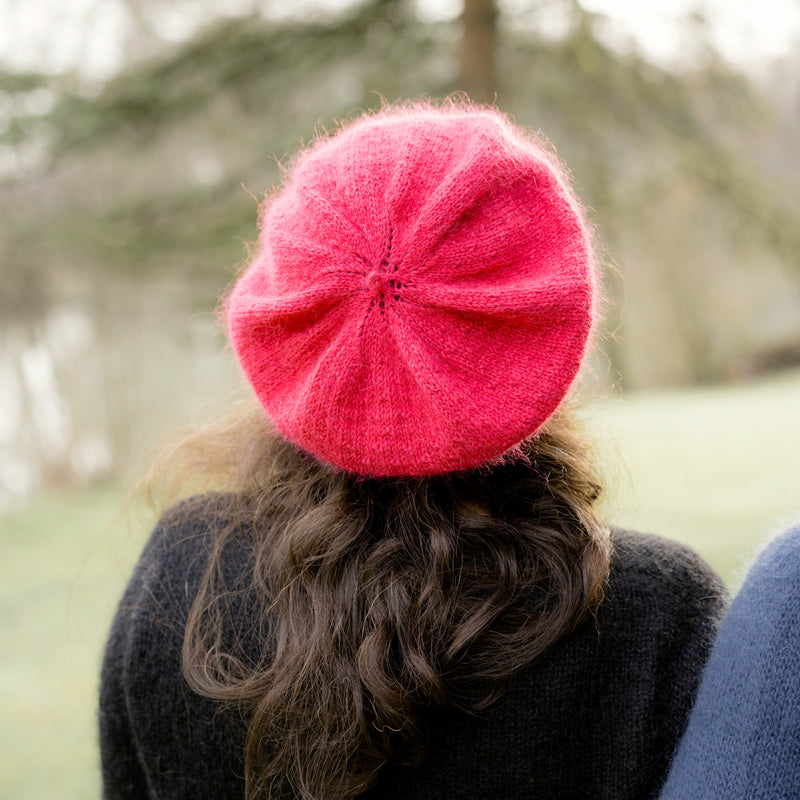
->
(659, 523, 800, 800)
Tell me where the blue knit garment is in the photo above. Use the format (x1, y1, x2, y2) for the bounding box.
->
(660, 523, 800, 800)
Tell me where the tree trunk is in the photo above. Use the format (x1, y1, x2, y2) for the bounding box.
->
(459, 0, 498, 104)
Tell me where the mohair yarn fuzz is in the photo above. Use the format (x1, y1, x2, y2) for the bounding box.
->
(227, 103, 597, 477)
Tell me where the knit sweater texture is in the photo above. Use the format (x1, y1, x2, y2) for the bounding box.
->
(659, 523, 800, 800)
(99, 500, 726, 800)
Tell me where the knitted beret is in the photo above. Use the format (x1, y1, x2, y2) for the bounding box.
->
(227, 103, 596, 477)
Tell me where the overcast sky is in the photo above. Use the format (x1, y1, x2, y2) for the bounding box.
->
(1, 0, 798, 80)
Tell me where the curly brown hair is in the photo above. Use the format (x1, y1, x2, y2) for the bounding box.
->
(144, 402, 611, 800)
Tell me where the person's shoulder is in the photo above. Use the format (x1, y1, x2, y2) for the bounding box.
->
(157, 491, 241, 536)
(606, 528, 727, 619)
(142, 492, 242, 558)
(123, 492, 249, 612)
(611, 528, 724, 588)
(725, 522, 800, 624)
(745, 522, 800, 583)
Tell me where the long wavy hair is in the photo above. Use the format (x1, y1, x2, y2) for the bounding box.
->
(145, 401, 611, 800)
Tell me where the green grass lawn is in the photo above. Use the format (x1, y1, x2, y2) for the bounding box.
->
(586, 369, 800, 584)
(0, 483, 152, 800)
(2, 371, 799, 799)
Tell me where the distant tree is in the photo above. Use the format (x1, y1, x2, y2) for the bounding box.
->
(460, 0, 497, 103)
(3, 0, 799, 387)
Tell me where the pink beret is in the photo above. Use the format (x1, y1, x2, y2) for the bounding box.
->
(227, 103, 596, 477)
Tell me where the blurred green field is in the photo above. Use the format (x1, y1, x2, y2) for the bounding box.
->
(585, 369, 800, 583)
(2, 371, 799, 800)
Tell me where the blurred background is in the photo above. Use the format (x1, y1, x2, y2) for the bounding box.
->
(1, 0, 800, 797)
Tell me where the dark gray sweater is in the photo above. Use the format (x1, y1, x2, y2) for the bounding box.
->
(99, 504, 726, 800)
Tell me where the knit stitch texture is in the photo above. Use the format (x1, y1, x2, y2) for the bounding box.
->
(659, 523, 800, 800)
(227, 104, 595, 476)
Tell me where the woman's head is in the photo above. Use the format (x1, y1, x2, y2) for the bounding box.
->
(157, 100, 610, 800)
(226, 101, 597, 478)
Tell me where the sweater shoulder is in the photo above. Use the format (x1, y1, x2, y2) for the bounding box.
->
(112, 493, 249, 628)
(741, 522, 800, 589)
(142, 492, 243, 562)
(600, 528, 728, 656)
(609, 528, 727, 605)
